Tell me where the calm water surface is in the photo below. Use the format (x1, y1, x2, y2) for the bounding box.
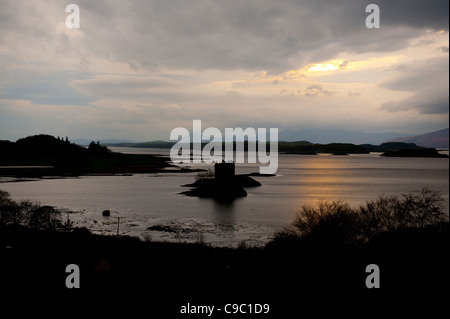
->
(1, 148, 448, 247)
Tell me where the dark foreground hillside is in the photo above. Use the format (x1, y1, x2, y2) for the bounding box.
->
(1, 224, 448, 317)
(1, 188, 448, 317)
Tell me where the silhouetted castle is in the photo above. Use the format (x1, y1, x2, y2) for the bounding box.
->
(181, 161, 262, 200)
(214, 162, 235, 181)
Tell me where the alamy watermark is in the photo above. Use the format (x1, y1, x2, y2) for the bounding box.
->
(170, 120, 278, 174)
(365, 264, 380, 288)
(65, 3, 379, 29)
(65, 4, 80, 29)
(365, 4, 380, 29)
(65, 264, 80, 288)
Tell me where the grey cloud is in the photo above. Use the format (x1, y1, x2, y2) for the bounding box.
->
(13, 0, 440, 73)
(339, 61, 349, 69)
(299, 85, 335, 97)
(1, 0, 448, 141)
(70, 74, 184, 103)
(3, 0, 444, 75)
(380, 57, 449, 114)
(381, 91, 448, 114)
(375, 0, 448, 30)
(381, 57, 448, 92)
(1, 70, 94, 105)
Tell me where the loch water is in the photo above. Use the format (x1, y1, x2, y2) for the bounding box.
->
(1, 148, 448, 247)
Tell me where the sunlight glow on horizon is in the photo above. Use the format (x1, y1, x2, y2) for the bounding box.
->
(308, 60, 345, 72)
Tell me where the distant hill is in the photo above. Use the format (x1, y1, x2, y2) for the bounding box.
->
(108, 140, 368, 155)
(381, 148, 448, 158)
(279, 128, 406, 145)
(386, 128, 449, 149)
(360, 142, 424, 152)
(107, 139, 438, 155)
(73, 138, 138, 146)
(0, 134, 171, 176)
(1, 135, 86, 159)
(105, 140, 175, 149)
(0, 134, 109, 167)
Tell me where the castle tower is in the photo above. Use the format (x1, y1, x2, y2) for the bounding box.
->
(214, 161, 235, 182)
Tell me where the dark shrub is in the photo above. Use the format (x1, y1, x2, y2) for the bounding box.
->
(272, 188, 447, 248)
(27, 205, 64, 231)
(276, 200, 364, 248)
(1, 189, 70, 231)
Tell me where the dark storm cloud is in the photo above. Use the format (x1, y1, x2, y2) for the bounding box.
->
(375, 0, 448, 30)
(1, 0, 448, 140)
(381, 57, 448, 91)
(1, 0, 447, 74)
(67, 0, 448, 73)
(381, 92, 448, 115)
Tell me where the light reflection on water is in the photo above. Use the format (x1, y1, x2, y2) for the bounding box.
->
(1, 148, 448, 247)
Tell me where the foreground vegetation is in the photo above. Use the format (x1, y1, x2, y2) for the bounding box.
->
(270, 187, 447, 248)
(0, 190, 72, 231)
(1, 187, 447, 251)
(1, 188, 448, 315)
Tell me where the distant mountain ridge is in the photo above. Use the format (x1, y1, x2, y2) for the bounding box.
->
(2, 135, 446, 160)
(73, 138, 138, 146)
(386, 128, 449, 149)
(106, 140, 432, 155)
(80, 128, 448, 148)
(105, 140, 175, 149)
(278, 128, 406, 145)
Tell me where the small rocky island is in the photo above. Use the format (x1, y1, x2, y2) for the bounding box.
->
(181, 162, 268, 200)
(381, 148, 448, 158)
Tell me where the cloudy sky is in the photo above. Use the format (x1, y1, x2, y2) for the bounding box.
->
(0, 0, 448, 142)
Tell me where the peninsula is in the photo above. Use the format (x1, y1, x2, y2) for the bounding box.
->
(0, 134, 175, 178)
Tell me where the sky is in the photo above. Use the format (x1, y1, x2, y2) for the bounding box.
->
(0, 0, 448, 142)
